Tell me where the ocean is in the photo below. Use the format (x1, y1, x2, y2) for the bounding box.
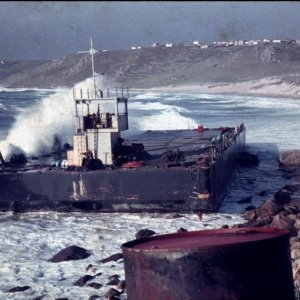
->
(0, 81, 299, 299)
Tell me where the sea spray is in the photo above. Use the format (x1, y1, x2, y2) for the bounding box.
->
(0, 76, 112, 159)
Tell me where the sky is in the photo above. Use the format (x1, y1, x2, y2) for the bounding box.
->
(1, 1, 300, 60)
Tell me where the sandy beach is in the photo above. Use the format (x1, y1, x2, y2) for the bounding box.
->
(133, 76, 300, 100)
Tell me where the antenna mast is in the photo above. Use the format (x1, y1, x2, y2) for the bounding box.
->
(78, 38, 98, 98)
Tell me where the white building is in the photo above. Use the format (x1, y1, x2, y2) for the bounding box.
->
(200, 45, 208, 49)
(273, 39, 281, 44)
(165, 43, 174, 48)
(152, 42, 160, 47)
(131, 47, 136, 50)
(193, 41, 200, 45)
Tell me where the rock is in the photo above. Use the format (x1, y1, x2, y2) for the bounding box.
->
(291, 249, 300, 260)
(73, 275, 95, 287)
(237, 196, 252, 204)
(291, 241, 300, 251)
(294, 219, 300, 230)
(243, 209, 256, 221)
(107, 278, 120, 286)
(100, 253, 123, 263)
(257, 190, 267, 196)
(256, 199, 283, 218)
(221, 224, 229, 229)
(89, 296, 101, 300)
(116, 280, 126, 291)
(274, 189, 291, 205)
(284, 184, 300, 193)
(245, 205, 256, 211)
(242, 216, 272, 228)
(87, 282, 103, 289)
(236, 151, 259, 167)
(279, 150, 300, 166)
(48, 245, 91, 262)
(166, 213, 183, 219)
(104, 288, 121, 299)
(135, 229, 156, 240)
(177, 227, 188, 233)
(7, 286, 30, 293)
(271, 213, 297, 236)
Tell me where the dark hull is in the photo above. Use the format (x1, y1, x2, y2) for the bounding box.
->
(0, 128, 245, 213)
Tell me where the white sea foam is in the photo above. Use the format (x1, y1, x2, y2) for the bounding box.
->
(0, 211, 244, 300)
(0, 76, 113, 159)
(134, 108, 197, 131)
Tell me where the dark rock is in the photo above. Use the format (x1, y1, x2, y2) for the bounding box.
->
(237, 196, 252, 204)
(104, 288, 121, 299)
(7, 286, 30, 293)
(48, 245, 91, 262)
(256, 199, 283, 218)
(221, 224, 229, 229)
(177, 227, 188, 233)
(100, 253, 123, 263)
(284, 204, 298, 215)
(107, 278, 120, 286)
(242, 216, 273, 228)
(85, 264, 93, 271)
(283, 184, 300, 193)
(89, 296, 101, 300)
(236, 151, 259, 167)
(55, 298, 68, 300)
(117, 280, 126, 291)
(135, 229, 156, 240)
(271, 213, 297, 236)
(73, 275, 94, 287)
(245, 205, 256, 211)
(108, 274, 120, 280)
(243, 209, 256, 221)
(166, 212, 183, 219)
(274, 189, 291, 205)
(257, 190, 267, 196)
(87, 282, 103, 289)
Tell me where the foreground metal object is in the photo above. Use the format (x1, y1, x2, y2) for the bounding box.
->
(122, 227, 295, 300)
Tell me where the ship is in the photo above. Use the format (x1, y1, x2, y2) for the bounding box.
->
(0, 40, 245, 213)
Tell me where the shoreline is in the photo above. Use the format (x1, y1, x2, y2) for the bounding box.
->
(131, 77, 300, 100)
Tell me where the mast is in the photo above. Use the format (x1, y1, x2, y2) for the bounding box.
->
(78, 38, 98, 98)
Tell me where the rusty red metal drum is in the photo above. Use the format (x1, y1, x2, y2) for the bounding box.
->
(122, 227, 295, 300)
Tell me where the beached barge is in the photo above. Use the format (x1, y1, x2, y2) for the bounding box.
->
(0, 40, 245, 213)
(0, 123, 245, 213)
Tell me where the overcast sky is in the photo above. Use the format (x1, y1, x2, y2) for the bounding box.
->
(1, 1, 300, 60)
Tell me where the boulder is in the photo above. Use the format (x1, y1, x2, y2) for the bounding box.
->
(270, 213, 297, 236)
(236, 151, 259, 167)
(135, 229, 156, 240)
(73, 275, 94, 287)
(274, 189, 291, 205)
(7, 286, 30, 293)
(104, 288, 121, 299)
(48, 245, 91, 262)
(279, 150, 300, 166)
(237, 196, 252, 204)
(100, 253, 123, 264)
(256, 199, 283, 218)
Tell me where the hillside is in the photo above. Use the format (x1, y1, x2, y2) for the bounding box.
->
(1, 43, 300, 93)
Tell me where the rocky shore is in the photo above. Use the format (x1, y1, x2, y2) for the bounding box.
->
(235, 149, 300, 297)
